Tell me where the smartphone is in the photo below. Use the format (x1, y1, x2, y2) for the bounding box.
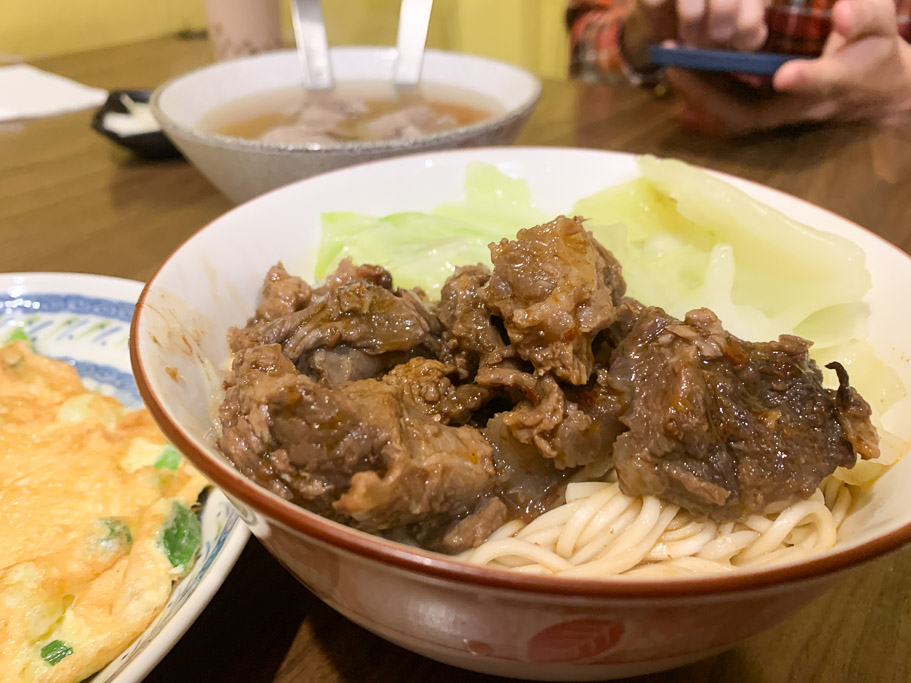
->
(647, 46, 805, 76)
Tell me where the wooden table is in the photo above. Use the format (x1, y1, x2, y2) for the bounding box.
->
(2, 35, 910, 683)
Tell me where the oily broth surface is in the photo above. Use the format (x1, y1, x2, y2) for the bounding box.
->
(199, 80, 502, 143)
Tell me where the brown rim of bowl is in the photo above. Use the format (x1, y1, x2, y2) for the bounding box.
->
(149, 47, 542, 155)
(129, 145, 911, 600)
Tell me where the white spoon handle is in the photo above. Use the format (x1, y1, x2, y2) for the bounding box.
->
(394, 0, 433, 86)
(290, 0, 334, 90)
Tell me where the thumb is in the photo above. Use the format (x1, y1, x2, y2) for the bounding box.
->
(830, 0, 897, 40)
(773, 54, 848, 95)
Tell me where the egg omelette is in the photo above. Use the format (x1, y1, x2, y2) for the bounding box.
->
(0, 339, 208, 682)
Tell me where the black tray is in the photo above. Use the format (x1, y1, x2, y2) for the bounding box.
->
(90, 89, 183, 160)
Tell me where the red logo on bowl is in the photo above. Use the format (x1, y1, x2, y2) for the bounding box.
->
(527, 618, 625, 663)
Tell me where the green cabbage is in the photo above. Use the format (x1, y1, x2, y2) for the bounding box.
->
(315, 157, 905, 415)
(317, 211, 499, 295)
(315, 162, 546, 295)
(575, 157, 871, 343)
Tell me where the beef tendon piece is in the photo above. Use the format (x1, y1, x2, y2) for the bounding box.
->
(476, 365, 624, 471)
(484, 413, 573, 519)
(606, 307, 878, 521)
(439, 497, 509, 554)
(485, 216, 626, 385)
(306, 346, 394, 387)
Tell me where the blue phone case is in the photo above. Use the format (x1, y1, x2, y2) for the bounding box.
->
(647, 46, 801, 75)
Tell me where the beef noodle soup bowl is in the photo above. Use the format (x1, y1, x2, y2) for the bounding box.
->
(131, 148, 911, 681)
(151, 47, 540, 204)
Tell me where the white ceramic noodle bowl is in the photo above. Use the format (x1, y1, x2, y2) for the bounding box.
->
(130, 148, 911, 681)
(151, 47, 541, 203)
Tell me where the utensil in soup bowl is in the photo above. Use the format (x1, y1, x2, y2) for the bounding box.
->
(130, 147, 911, 680)
(289, 0, 432, 90)
(394, 0, 433, 86)
(289, 0, 333, 90)
(150, 47, 540, 204)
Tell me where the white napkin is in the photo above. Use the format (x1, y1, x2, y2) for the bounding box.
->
(102, 93, 161, 136)
(0, 64, 108, 122)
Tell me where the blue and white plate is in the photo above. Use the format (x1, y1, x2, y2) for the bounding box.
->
(0, 272, 249, 683)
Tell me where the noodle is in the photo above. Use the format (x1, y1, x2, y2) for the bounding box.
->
(460, 477, 853, 578)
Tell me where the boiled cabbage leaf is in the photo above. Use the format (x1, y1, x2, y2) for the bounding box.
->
(315, 157, 905, 416)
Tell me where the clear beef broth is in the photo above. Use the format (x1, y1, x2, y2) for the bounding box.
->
(199, 81, 499, 145)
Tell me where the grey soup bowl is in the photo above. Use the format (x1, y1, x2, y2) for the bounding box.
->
(150, 47, 542, 203)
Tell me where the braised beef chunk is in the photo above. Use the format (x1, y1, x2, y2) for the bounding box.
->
(317, 258, 394, 292)
(380, 356, 462, 416)
(220, 346, 496, 531)
(217, 344, 300, 502)
(479, 369, 623, 470)
(255, 263, 312, 322)
(228, 308, 309, 353)
(228, 258, 432, 358)
(281, 277, 437, 362)
(298, 288, 448, 387)
(485, 216, 625, 385)
(381, 357, 493, 424)
(437, 264, 507, 378)
(603, 297, 646, 348)
(606, 307, 875, 521)
(218, 220, 880, 555)
(328, 380, 496, 531)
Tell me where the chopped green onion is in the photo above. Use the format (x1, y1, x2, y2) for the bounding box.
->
(154, 445, 181, 470)
(161, 502, 201, 570)
(40, 640, 73, 666)
(3, 327, 29, 345)
(98, 517, 132, 551)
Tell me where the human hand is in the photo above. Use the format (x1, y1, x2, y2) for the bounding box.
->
(621, 0, 768, 69)
(668, 0, 911, 135)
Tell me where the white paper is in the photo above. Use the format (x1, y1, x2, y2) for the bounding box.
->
(0, 64, 108, 122)
(101, 93, 160, 136)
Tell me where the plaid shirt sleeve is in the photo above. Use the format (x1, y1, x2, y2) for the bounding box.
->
(566, 0, 632, 84)
(765, 0, 911, 55)
(569, 0, 911, 82)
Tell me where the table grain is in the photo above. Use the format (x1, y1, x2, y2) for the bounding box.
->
(2, 35, 909, 683)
